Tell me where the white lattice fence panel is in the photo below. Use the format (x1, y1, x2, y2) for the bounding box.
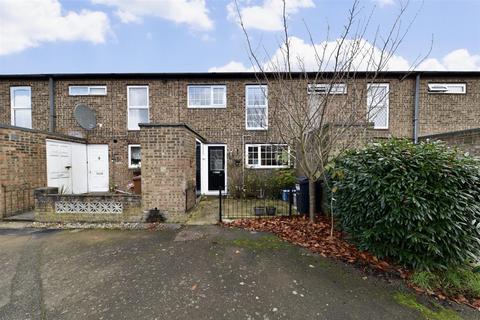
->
(55, 201, 123, 214)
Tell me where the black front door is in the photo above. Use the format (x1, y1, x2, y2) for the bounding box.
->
(208, 146, 225, 191)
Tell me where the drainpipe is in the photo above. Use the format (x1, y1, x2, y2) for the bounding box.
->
(413, 73, 420, 144)
(48, 76, 56, 132)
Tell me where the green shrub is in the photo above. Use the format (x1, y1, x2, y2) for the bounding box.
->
(243, 169, 296, 199)
(411, 267, 480, 298)
(329, 139, 480, 270)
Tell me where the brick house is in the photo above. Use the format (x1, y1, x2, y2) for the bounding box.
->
(0, 71, 478, 221)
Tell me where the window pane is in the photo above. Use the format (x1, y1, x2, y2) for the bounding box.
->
(90, 87, 106, 95)
(367, 85, 388, 107)
(129, 87, 148, 106)
(247, 87, 267, 106)
(247, 146, 258, 165)
(212, 87, 225, 105)
(130, 146, 141, 167)
(247, 107, 266, 128)
(128, 109, 148, 130)
(13, 88, 31, 108)
(14, 109, 32, 128)
(69, 86, 89, 95)
(369, 106, 388, 128)
(189, 87, 211, 106)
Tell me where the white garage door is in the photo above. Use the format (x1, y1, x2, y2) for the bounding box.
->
(47, 140, 91, 194)
(46, 140, 73, 193)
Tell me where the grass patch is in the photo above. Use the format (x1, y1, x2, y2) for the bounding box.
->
(231, 235, 289, 250)
(393, 292, 463, 320)
(411, 267, 480, 298)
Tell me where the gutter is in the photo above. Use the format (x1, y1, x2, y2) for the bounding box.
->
(413, 73, 420, 143)
(48, 76, 56, 132)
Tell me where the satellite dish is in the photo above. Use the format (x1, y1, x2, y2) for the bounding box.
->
(74, 104, 97, 130)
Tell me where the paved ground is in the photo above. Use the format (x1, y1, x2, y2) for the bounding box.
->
(0, 226, 477, 320)
(3, 211, 35, 222)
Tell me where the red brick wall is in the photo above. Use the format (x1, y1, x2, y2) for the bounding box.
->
(1, 75, 479, 191)
(140, 124, 198, 222)
(0, 126, 47, 217)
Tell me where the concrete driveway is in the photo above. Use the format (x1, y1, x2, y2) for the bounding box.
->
(0, 225, 476, 320)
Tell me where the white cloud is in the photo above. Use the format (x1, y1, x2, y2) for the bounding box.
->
(210, 36, 410, 72)
(227, 0, 314, 31)
(208, 61, 252, 72)
(417, 49, 480, 71)
(0, 0, 110, 56)
(210, 36, 480, 72)
(93, 0, 213, 31)
(416, 58, 447, 71)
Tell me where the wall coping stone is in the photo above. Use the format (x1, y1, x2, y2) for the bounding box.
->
(0, 124, 85, 143)
(420, 127, 480, 140)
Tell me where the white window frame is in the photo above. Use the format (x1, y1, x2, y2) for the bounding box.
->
(69, 85, 107, 96)
(245, 85, 268, 130)
(10, 86, 32, 129)
(427, 83, 466, 94)
(367, 83, 389, 130)
(128, 144, 141, 169)
(127, 85, 149, 131)
(187, 85, 227, 108)
(307, 83, 347, 95)
(245, 144, 290, 169)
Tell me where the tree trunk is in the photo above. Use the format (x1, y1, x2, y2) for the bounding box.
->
(308, 179, 316, 222)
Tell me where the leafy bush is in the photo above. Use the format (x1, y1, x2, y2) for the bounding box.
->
(329, 139, 480, 270)
(243, 169, 296, 199)
(411, 267, 480, 298)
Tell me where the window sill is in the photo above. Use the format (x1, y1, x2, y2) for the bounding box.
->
(246, 128, 268, 131)
(246, 165, 289, 169)
(187, 105, 226, 109)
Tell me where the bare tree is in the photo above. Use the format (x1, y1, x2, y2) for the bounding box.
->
(234, 0, 428, 225)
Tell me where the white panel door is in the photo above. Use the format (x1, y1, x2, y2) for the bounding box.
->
(87, 145, 109, 192)
(71, 143, 88, 194)
(46, 140, 73, 193)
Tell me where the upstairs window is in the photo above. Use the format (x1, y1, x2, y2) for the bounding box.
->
(246, 85, 268, 130)
(428, 83, 466, 94)
(128, 145, 141, 168)
(127, 86, 149, 130)
(246, 144, 289, 169)
(307, 83, 347, 95)
(10, 86, 32, 129)
(367, 83, 389, 129)
(69, 85, 107, 96)
(188, 85, 226, 108)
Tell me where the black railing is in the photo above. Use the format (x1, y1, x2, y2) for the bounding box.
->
(219, 188, 297, 220)
(1, 184, 35, 218)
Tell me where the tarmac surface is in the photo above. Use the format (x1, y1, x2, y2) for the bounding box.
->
(0, 225, 476, 320)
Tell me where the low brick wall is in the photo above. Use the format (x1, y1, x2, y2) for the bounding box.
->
(420, 128, 480, 157)
(35, 187, 143, 223)
(140, 123, 202, 222)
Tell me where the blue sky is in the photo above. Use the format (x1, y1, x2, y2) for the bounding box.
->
(0, 0, 479, 74)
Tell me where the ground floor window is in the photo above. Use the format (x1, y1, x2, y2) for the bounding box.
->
(245, 144, 290, 169)
(128, 144, 141, 168)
